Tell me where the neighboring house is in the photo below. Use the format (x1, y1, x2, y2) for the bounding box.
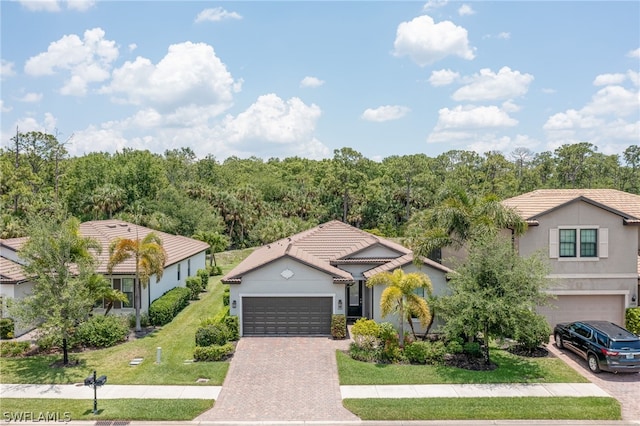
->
(222, 220, 451, 337)
(502, 189, 640, 327)
(0, 220, 209, 336)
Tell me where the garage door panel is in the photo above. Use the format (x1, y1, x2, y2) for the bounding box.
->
(537, 294, 624, 328)
(242, 297, 332, 336)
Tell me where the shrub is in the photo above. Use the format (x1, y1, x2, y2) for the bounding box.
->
(186, 277, 203, 300)
(128, 312, 150, 329)
(208, 265, 222, 276)
(463, 341, 482, 358)
(0, 318, 15, 339)
(223, 287, 230, 307)
(195, 324, 230, 346)
(331, 314, 347, 339)
(626, 307, 640, 335)
(224, 315, 239, 341)
(378, 322, 404, 363)
(149, 287, 191, 326)
(351, 318, 380, 338)
(348, 342, 379, 363)
(193, 343, 235, 361)
(0, 341, 30, 357)
(197, 268, 209, 289)
(513, 309, 551, 350)
(404, 341, 429, 364)
(446, 339, 464, 354)
(201, 306, 230, 327)
(77, 315, 129, 348)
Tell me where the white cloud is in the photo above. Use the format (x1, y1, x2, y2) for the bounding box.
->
(67, 0, 95, 11)
(458, 4, 475, 16)
(361, 105, 410, 122)
(18, 92, 43, 103)
(393, 15, 475, 66)
(497, 32, 510, 40)
(452, 66, 534, 101)
(0, 100, 12, 113)
(195, 7, 242, 23)
(101, 41, 241, 113)
(627, 48, 640, 58)
(1, 60, 16, 79)
(502, 100, 521, 113)
(627, 70, 639, 87)
(24, 28, 118, 96)
(10, 113, 58, 137)
(422, 0, 448, 11)
(300, 76, 325, 88)
(542, 88, 557, 94)
(429, 69, 460, 86)
(434, 105, 518, 130)
(128, 44, 137, 52)
(593, 73, 626, 86)
(18, 0, 94, 12)
(582, 85, 639, 117)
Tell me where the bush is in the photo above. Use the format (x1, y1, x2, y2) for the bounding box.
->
(208, 265, 222, 276)
(149, 287, 191, 326)
(348, 342, 379, 363)
(193, 343, 235, 361)
(626, 307, 640, 335)
(195, 323, 230, 346)
(446, 339, 464, 354)
(331, 314, 347, 339)
(128, 312, 151, 329)
(351, 318, 380, 338)
(224, 315, 239, 341)
(223, 287, 230, 307)
(0, 341, 30, 357)
(0, 318, 15, 339)
(197, 268, 210, 289)
(463, 341, 482, 358)
(77, 315, 129, 348)
(186, 277, 203, 300)
(404, 340, 446, 365)
(513, 309, 551, 350)
(200, 306, 230, 327)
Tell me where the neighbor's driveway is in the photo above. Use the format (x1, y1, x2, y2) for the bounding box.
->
(196, 336, 360, 422)
(548, 336, 640, 421)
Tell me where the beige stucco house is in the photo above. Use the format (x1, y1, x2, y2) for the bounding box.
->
(222, 220, 451, 336)
(0, 219, 209, 336)
(502, 189, 640, 327)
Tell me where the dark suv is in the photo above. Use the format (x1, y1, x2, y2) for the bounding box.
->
(554, 320, 640, 373)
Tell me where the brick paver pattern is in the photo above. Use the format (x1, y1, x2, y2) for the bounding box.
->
(196, 336, 360, 422)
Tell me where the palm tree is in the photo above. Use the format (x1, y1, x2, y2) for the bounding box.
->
(107, 231, 166, 332)
(366, 269, 433, 347)
(86, 273, 128, 316)
(192, 230, 229, 267)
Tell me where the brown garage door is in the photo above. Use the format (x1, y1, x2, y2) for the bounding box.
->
(242, 297, 332, 336)
(537, 294, 625, 328)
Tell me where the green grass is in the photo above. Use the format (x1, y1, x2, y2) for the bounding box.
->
(0, 398, 214, 421)
(337, 349, 588, 385)
(343, 397, 621, 420)
(0, 266, 240, 385)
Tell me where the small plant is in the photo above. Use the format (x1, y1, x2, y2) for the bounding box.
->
(331, 314, 347, 339)
(197, 268, 209, 289)
(195, 323, 230, 346)
(193, 343, 235, 361)
(351, 317, 380, 338)
(463, 341, 482, 358)
(626, 307, 640, 335)
(0, 318, 15, 339)
(77, 315, 129, 348)
(186, 277, 203, 300)
(224, 315, 239, 341)
(128, 312, 150, 329)
(513, 309, 551, 351)
(348, 342, 380, 363)
(446, 338, 464, 354)
(0, 341, 30, 357)
(222, 287, 230, 307)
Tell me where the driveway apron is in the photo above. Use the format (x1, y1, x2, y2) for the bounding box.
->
(196, 336, 360, 422)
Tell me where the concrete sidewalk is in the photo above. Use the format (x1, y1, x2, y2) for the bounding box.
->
(2, 382, 610, 400)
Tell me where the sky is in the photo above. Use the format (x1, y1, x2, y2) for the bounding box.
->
(1, 0, 639, 162)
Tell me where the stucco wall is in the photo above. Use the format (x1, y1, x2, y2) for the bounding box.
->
(1, 281, 36, 337)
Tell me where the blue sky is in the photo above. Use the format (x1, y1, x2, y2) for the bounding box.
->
(1, 0, 638, 161)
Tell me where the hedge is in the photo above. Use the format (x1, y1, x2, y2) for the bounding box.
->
(149, 287, 191, 326)
(186, 276, 203, 300)
(76, 315, 129, 348)
(193, 343, 235, 361)
(0, 341, 30, 357)
(626, 307, 640, 335)
(195, 324, 229, 347)
(331, 314, 347, 339)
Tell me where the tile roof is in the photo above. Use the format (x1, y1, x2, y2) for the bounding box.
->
(363, 253, 452, 278)
(502, 189, 640, 223)
(222, 220, 411, 284)
(0, 256, 27, 284)
(0, 220, 209, 278)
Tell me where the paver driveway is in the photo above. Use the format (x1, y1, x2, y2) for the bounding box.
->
(548, 336, 640, 421)
(196, 336, 360, 422)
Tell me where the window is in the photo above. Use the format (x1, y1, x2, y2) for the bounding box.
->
(177, 263, 181, 281)
(580, 229, 597, 257)
(559, 229, 576, 257)
(122, 278, 134, 308)
(187, 259, 191, 276)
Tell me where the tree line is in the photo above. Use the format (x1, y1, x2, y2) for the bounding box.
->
(2, 131, 639, 249)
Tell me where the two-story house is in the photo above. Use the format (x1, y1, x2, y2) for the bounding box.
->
(502, 189, 640, 327)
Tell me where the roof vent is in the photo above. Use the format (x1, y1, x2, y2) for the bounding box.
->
(119, 223, 128, 227)
(106, 224, 117, 228)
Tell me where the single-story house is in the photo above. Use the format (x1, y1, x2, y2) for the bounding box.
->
(502, 189, 640, 327)
(0, 219, 209, 336)
(222, 220, 451, 336)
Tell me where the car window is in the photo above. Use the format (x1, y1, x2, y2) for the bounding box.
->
(595, 332, 608, 347)
(610, 340, 640, 350)
(575, 324, 592, 338)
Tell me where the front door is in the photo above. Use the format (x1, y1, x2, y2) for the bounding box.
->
(347, 281, 363, 317)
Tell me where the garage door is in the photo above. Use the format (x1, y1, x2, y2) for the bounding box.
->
(242, 297, 332, 336)
(537, 294, 625, 328)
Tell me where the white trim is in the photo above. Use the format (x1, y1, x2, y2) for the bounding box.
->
(238, 293, 337, 336)
(544, 289, 631, 308)
(554, 225, 606, 261)
(547, 273, 638, 279)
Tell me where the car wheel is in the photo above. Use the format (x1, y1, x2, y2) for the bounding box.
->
(587, 353, 601, 374)
(555, 333, 564, 349)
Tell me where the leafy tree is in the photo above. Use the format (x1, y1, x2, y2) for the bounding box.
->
(11, 216, 100, 364)
(85, 273, 128, 316)
(192, 230, 230, 267)
(366, 269, 433, 347)
(107, 230, 167, 332)
(438, 233, 550, 364)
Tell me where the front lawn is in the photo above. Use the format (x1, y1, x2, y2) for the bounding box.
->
(343, 397, 621, 420)
(0, 272, 233, 385)
(337, 349, 588, 384)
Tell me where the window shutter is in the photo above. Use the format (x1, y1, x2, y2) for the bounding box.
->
(113, 278, 121, 309)
(549, 228, 558, 258)
(599, 228, 608, 258)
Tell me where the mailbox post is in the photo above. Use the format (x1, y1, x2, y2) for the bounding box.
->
(84, 370, 107, 414)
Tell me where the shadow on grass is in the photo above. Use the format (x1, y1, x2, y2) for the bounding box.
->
(5, 355, 88, 384)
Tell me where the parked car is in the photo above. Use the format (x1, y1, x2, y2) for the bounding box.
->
(554, 320, 640, 374)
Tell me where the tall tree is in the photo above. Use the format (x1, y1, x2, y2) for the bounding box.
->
(438, 233, 550, 364)
(107, 230, 166, 332)
(12, 216, 100, 365)
(192, 230, 229, 267)
(366, 269, 433, 347)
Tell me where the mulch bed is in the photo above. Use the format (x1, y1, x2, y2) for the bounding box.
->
(444, 353, 497, 371)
